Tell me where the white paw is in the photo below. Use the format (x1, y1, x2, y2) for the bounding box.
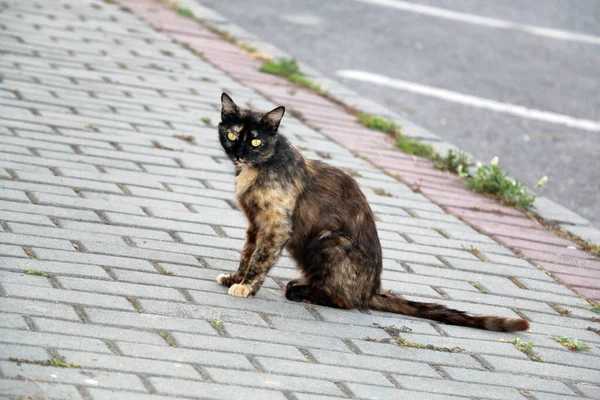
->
(216, 273, 231, 285)
(228, 283, 252, 297)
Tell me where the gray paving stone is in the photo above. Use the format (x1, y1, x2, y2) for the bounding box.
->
(268, 316, 389, 340)
(346, 341, 482, 369)
(0, 244, 28, 258)
(172, 331, 306, 361)
(138, 299, 269, 327)
(0, 343, 48, 361)
(0, 313, 28, 330)
(345, 383, 459, 400)
(32, 318, 167, 346)
(205, 367, 344, 396)
(118, 341, 255, 370)
(0, 297, 79, 320)
(440, 367, 576, 395)
(0, 257, 112, 278)
(395, 376, 525, 399)
(0, 209, 55, 226)
(0, 269, 53, 288)
(480, 354, 600, 383)
(0, 361, 147, 391)
(103, 212, 217, 236)
(0, 188, 29, 202)
(256, 356, 393, 387)
(32, 248, 158, 272)
(574, 383, 600, 399)
(57, 350, 201, 379)
(0, 232, 75, 251)
(0, 379, 84, 399)
(149, 377, 287, 400)
(7, 222, 128, 245)
(0, 327, 110, 353)
(2, 282, 135, 311)
(58, 220, 174, 242)
(34, 192, 146, 215)
(0, 200, 103, 222)
(58, 276, 187, 302)
(86, 308, 218, 335)
(79, 239, 202, 265)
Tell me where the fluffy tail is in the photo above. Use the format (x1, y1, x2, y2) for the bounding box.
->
(369, 292, 529, 332)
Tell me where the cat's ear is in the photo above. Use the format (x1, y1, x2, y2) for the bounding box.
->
(261, 106, 285, 131)
(221, 93, 239, 120)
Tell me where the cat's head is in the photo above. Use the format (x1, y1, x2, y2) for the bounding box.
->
(218, 93, 285, 166)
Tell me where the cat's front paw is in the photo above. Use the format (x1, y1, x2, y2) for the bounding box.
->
(217, 273, 231, 286)
(228, 283, 252, 297)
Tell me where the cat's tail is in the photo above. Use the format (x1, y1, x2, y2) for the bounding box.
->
(369, 292, 529, 332)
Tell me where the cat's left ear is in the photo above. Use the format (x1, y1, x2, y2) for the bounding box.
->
(221, 92, 239, 121)
(261, 106, 285, 132)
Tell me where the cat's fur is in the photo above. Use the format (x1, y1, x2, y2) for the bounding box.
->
(216, 93, 529, 332)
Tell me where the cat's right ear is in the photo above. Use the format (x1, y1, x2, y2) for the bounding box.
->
(221, 93, 239, 120)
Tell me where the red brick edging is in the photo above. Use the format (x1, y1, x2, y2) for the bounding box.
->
(116, 0, 600, 304)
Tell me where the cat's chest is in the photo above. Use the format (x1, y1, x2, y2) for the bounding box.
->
(235, 166, 259, 198)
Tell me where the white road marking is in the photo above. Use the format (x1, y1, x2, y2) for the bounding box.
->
(336, 69, 600, 132)
(353, 0, 600, 45)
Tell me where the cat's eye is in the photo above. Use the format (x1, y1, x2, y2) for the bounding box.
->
(227, 132, 237, 141)
(251, 139, 262, 147)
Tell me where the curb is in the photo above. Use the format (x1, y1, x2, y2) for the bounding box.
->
(177, 0, 600, 249)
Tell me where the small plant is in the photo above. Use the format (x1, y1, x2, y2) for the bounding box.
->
(512, 338, 542, 362)
(176, 7, 194, 18)
(591, 305, 600, 313)
(434, 150, 471, 175)
(397, 337, 464, 353)
(200, 117, 212, 126)
(25, 269, 47, 276)
(395, 134, 436, 159)
(466, 157, 537, 209)
(46, 356, 81, 368)
(211, 318, 224, 327)
(259, 58, 326, 95)
(554, 337, 591, 352)
(174, 134, 196, 144)
(356, 113, 398, 134)
(461, 244, 484, 259)
(373, 188, 393, 197)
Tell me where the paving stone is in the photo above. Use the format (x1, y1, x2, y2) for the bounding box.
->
(0, 244, 28, 258)
(345, 341, 482, 369)
(0, 297, 79, 320)
(58, 276, 187, 302)
(0, 257, 112, 278)
(574, 383, 600, 399)
(2, 282, 135, 311)
(57, 350, 201, 379)
(205, 367, 344, 396)
(32, 248, 158, 272)
(138, 299, 269, 327)
(149, 377, 287, 400)
(0, 209, 55, 226)
(172, 331, 305, 360)
(86, 308, 218, 335)
(0, 343, 49, 361)
(0, 232, 76, 251)
(59, 220, 174, 241)
(32, 318, 167, 346)
(0, 269, 53, 288)
(0, 379, 84, 399)
(0, 200, 103, 222)
(103, 212, 217, 236)
(0, 313, 28, 330)
(0, 327, 111, 353)
(440, 366, 576, 395)
(345, 383, 459, 400)
(0, 361, 147, 391)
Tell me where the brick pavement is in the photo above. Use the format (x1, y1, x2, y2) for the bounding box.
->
(0, 0, 599, 399)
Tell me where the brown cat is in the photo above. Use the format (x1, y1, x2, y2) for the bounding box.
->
(216, 93, 529, 332)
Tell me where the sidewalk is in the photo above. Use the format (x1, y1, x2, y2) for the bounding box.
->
(0, 0, 599, 399)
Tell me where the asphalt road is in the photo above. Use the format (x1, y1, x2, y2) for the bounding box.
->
(197, 0, 600, 227)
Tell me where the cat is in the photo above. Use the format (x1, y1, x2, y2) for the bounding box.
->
(215, 93, 529, 332)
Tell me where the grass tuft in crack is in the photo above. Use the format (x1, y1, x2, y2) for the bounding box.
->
(176, 7, 194, 18)
(259, 58, 327, 96)
(591, 305, 600, 314)
(10, 356, 81, 368)
(554, 336, 591, 352)
(25, 269, 47, 276)
(467, 157, 537, 209)
(200, 117, 212, 127)
(434, 149, 471, 174)
(356, 113, 398, 134)
(511, 338, 542, 362)
(211, 318, 224, 327)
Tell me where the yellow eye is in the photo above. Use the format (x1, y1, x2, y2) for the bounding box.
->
(251, 139, 262, 147)
(227, 132, 237, 141)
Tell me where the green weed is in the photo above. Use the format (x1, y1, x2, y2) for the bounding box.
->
(591, 305, 600, 314)
(176, 8, 194, 18)
(356, 113, 398, 134)
(554, 336, 591, 352)
(396, 134, 436, 159)
(25, 269, 47, 276)
(467, 157, 536, 209)
(434, 150, 471, 175)
(200, 117, 212, 126)
(259, 58, 327, 95)
(512, 338, 542, 362)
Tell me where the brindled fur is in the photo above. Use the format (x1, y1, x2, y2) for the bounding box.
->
(216, 93, 529, 332)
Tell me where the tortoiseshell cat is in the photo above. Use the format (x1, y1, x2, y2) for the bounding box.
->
(216, 93, 529, 332)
